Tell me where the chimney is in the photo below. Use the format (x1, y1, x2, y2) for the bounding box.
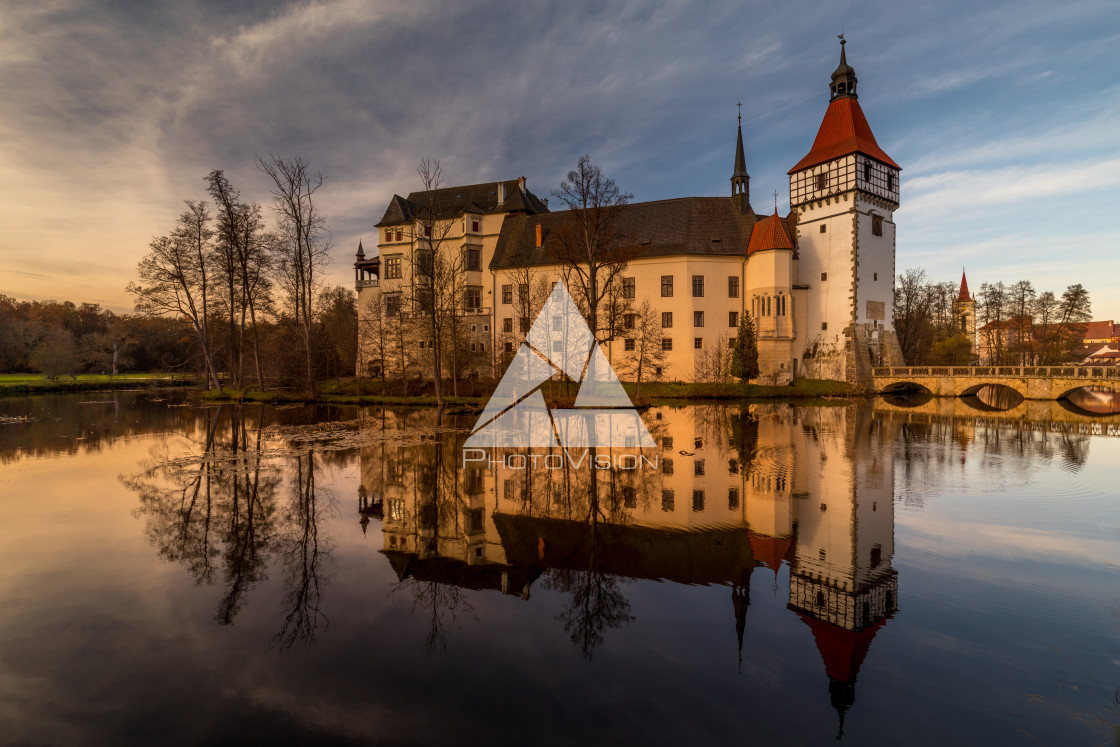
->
(497, 181, 505, 204)
(518, 176, 526, 193)
(535, 222, 543, 247)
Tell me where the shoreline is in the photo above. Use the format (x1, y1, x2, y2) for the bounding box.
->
(198, 379, 865, 407)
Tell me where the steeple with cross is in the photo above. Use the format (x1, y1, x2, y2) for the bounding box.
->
(732, 102, 751, 213)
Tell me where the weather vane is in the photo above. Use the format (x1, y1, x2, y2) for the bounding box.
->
(838, 31, 845, 45)
(773, 190, 778, 213)
(737, 101, 742, 125)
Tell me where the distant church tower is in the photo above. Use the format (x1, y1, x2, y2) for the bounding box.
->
(732, 107, 752, 214)
(788, 38, 903, 382)
(954, 270, 977, 360)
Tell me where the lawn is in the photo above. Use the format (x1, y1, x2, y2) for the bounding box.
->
(0, 373, 194, 394)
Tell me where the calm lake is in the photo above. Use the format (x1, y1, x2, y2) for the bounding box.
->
(1, 391, 1118, 745)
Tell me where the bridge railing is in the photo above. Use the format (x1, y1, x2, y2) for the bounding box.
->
(872, 365, 1120, 379)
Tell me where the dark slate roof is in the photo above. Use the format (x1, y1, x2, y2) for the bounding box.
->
(375, 179, 549, 227)
(733, 123, 748, 178)
(491, 196, 773, 269)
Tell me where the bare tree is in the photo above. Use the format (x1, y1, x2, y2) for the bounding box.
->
(550, 155, 637, 346)
(259, 155, 331, 394)
(616, 299, 666, 397)
(127, 227, 223, 392)
(1008, 280, 1036, 365)
(978, 281, 1008, 365)
(359, 294, 391, 393)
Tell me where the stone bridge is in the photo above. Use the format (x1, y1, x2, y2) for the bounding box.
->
(871, 365, 1120, 400)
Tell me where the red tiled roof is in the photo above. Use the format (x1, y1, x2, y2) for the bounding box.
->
(1083, 320, 1116, 340)
(748, 531, 793, 574)
(958, 272, 970, 302)
(789, 97, 899, 173)
(797, 612, 887, 684)
(746, 211, 794, 255)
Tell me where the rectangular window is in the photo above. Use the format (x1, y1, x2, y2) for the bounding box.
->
(654, 366, 662, 376)
(662, 436, 673, 449)
(384, 294, 401, 317)
(662, 338, 673, 351)
(395, 230, 403, 242)
(820, 272, 827, 282)
(693, 311, 704, 327)
(464, 287, 481, 311)
(417, 250, 433, 276)
(694, 459, 705, 476)
(520, 317, 531, 333)
(622, 277, 635, 299)
(692, 275, 704, 297)
(821, 322, 828, 331)
(887, 173, 895, 191)
(661, 489, 675, 512)
(662, 458, 674, 475)
(662, 312, 673, 328)
(518, 284, 529, 306)
(728, 276, 740, 298)
(502, 318, 512, 333)
(385, 256, 402, 279)
(872, 216, 883, 236)
(504, 342, 513, 353)
(622, 486, 637, 509)
(816, 171, 828, 191)
(466, 248, 481, 271)
(661, 275, 674, 297)
(728, 487, 740, 510)
(472, 219, 480, 233)
(623, 313, 636, 330)
(502, 284, 512, 304)
(694, 337, 703, 349)
(729, 311, 738, 327)
(692, 490, 705, 512)
(819, 224, 826, 234)
(385, 228, 393, 242)
(624, 338, 635, 351)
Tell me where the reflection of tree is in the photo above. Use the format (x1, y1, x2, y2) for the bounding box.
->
(272, 451, 331, 649)
(544, 472, 634, 660)
(124, 404, 334, 647)
(393, 578, 475, 654)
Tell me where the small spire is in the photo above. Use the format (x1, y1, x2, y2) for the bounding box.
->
(830, 36, 858, 100)
(773, 190, 779, 214)
(732, 107, 751, 212)
(356, 239, 365, 260)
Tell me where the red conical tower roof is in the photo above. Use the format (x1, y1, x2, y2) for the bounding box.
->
(789, 97, 899, 173)
(747, 211, 794, 256)
(958, 271, 971, 302)
(797, 612, 887, 684)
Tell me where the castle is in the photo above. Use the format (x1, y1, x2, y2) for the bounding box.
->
(355, 40, 905, 385)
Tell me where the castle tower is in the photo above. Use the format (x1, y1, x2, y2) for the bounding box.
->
(745, 211, 796, 383)
(788, 38, 902, 383)
(732, 108, 752, 213)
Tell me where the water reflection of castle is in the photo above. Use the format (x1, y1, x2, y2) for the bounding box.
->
(359, 404, 899, 738)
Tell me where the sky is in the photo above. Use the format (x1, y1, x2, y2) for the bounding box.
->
(2, 0, 1119, 316)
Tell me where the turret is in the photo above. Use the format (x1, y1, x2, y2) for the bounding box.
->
(732, 106, 752, 213)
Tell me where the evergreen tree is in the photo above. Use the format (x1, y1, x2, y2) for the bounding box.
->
(731, 312, 760, 383)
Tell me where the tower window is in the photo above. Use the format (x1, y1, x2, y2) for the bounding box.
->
(819, 224, 826, 234)
(872, 216, 883, 236)
(821, 322, 828, 331)
(694, 337, 703, 349)
(887, 173, 895, 191)
(816, 172, 828, 191)
(874, 272, 878, 281)
(820, 272, 827, 282)
(864, 163, 872, 182)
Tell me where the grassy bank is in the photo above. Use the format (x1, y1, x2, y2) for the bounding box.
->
(0, 373, 196, 395)
(199, 377, 863, 407)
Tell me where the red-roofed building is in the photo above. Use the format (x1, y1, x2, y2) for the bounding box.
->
(1083, 320, 1119, 346)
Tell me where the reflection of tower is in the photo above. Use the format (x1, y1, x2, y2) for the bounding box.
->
(955, 270, 976, 360)
(788, 406, 898, 740)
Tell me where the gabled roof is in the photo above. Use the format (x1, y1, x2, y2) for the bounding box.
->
(746, 211, 795, 255)
(375, 179, 548, 227)
(1083, 320, 1117, 340)
(492, 196, 761, 269)
(789, 96, 900, 173)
